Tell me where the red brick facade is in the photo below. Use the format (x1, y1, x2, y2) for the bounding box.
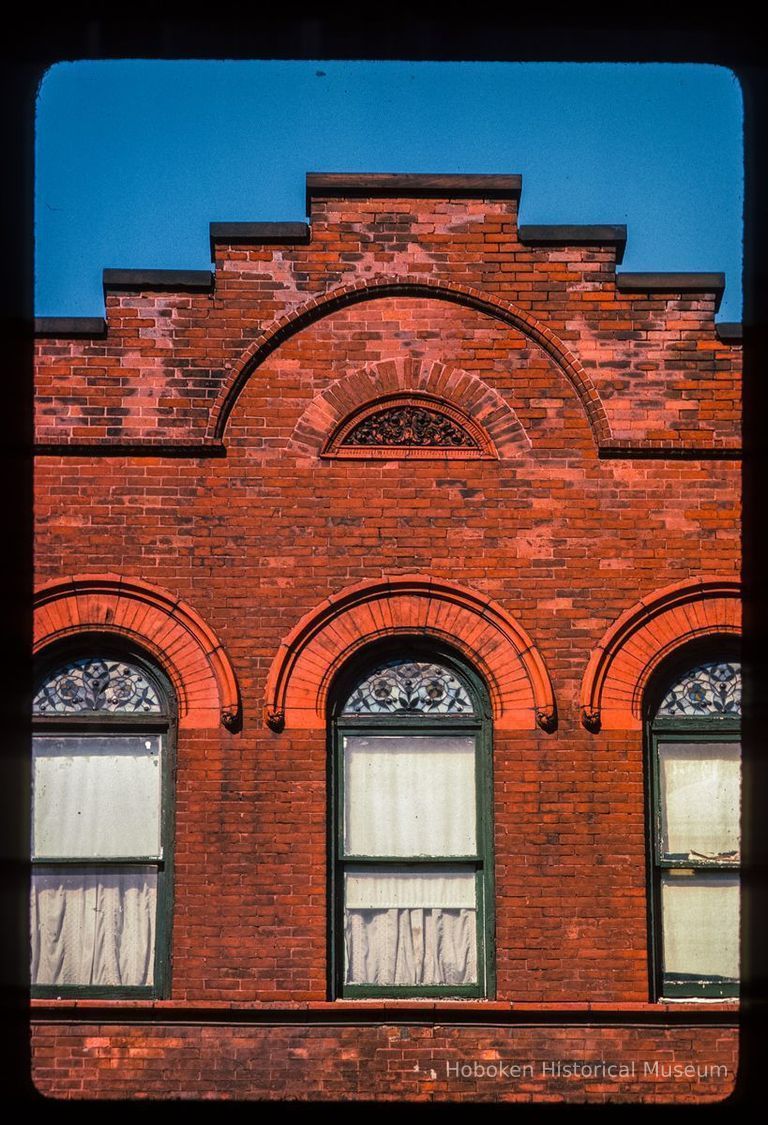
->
(32, 174, 741, 1102)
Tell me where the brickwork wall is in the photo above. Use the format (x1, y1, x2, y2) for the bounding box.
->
(34, 194, 739, 449)
(31, 1021, 738, 1102)
(31, 178, 741, 1101)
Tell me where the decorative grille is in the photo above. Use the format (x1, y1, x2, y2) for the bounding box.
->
(343, 660, 474, 714)
(657, 661, 741, 717)
(33, 657, 162, 714)
(342, 405, 478, 449)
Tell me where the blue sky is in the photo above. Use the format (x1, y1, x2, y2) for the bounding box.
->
(35, 61, 743, 321)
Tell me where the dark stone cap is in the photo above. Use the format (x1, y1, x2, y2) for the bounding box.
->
(715, 322, 742, 342)
(306, 173, 522, 211)
(209, 222, 310, 256)
(616, 272, 725, 292)
(519, 225, 627, 263)
(617, 272, 725, 311)
(35, 317, 107, 338)
(103, 269, 214, 293)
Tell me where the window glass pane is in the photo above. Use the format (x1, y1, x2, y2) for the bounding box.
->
(661, 873, 739, 981)
(31, 867, 157, 987)
(658, 741, 740, 859)
(343, 735, 476, 856)
(344, 867, 477, 986)
(32, 735, 162, 858)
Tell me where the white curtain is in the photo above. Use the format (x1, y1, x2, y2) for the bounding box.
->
(345, 869, 477, 985)
(661, 873, 739, 979)
(343, 736, 476, 856)
(33, 735, 162, 859)
(31, 870, 157, 987)
(658, 741, 740, 858)
(345, 908, 476, 986)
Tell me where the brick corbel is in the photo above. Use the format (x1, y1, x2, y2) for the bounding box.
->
(264, 575, 555, 731)
(579, 577, 741, 731)
(34, 575, 241, 731)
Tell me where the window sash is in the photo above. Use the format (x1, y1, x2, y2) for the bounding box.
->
(649, 721, 741, 1000)
(32, 733, 163, 860)
(342, 733, 478, 858)
(660, 871, 740, 994)
(657, 740, 740, 861)
(31, 865, 159, 989)
(31, 712, 173, 999)
(343, 867, 479, 987)
(335, 708, 492, 999)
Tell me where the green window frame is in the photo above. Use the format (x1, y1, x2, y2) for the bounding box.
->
(646, 646, 741, 1000)
(31, 643, 175, 999)
(329, 642, 495, 999)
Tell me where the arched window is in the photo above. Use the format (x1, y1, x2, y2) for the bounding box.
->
(31, 648, 175, 996)
(330, 645, 494, 998)
(647, 647, 740, 999)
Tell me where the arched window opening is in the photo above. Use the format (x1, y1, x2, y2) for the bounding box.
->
(647, 648, 740, 1000)
(31, 648, 175, 997)
(330, 648, 494, 998)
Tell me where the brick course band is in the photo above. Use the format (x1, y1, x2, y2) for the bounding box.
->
(30, 1022, 738, 1102)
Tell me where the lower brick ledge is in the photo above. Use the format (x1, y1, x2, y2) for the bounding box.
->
(29, 998, 740, 1021)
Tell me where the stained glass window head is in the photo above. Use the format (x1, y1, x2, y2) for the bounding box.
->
(33, 656, 163, 715)
(656, 660, 741, 718)
(342, 658, 475, 715)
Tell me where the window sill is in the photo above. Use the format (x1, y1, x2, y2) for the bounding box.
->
(658, 995, 739, 1003)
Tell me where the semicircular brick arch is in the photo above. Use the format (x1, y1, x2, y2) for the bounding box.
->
(288, 358, 528, 459)
(580, 577, 741, 731)
(263, 575, 556, 732)
(34, 574, 241, 730)
(207, 275, 612, 447)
